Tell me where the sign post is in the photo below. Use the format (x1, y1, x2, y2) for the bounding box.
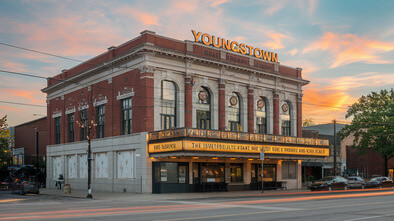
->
(260, 151, 265, 193)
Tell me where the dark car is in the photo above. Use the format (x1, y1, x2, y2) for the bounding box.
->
(10, 177, 40, 195)
(347, 176, 366, 189)
(309, 176, 348, 191)
(365, 177, 393, 188)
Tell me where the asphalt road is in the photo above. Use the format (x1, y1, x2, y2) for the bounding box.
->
(1, 189, 394, 220)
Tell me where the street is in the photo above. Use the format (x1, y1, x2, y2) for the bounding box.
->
(1, 189, 394, 220)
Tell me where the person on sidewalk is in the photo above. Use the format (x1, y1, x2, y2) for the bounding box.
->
(55, 174, 64, 190)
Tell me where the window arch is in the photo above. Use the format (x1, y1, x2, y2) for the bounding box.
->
(256, 97, 267, 134)
(196, 86, 211, 129)
(160, 80, 177, 130)
(281, 101, 291, 136)
(228, 92, 241, 132)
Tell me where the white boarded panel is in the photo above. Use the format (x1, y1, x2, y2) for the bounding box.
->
(117, 151, 134, 179)
(53, 157, 62, 179)
(95, 152, 108, 178)
(79, 154, 87, 178)
(67, 155, 77, 178)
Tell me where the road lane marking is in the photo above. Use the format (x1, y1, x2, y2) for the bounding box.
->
(0, 199, 23, 203)
(155, 199, 394, 221)
(160, 200, 301, 211)
(343, 214, 394, 221)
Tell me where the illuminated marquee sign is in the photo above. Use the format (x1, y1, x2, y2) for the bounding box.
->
(148, 140, 329, 157)
(148, 128, 329, 147)
(192, 30, 279, 63)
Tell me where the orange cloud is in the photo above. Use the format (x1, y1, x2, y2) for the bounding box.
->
(302, 85, 357, 123)
(263, 0, 317, 15)
(207, 0, 230, 7)
(115, 6, 160, 26)
(0, 89, 45, 105)
(325, 72, 394, 91)
(303, 32, 394, 68)
(0, 61, 28, 72)
(14, 13, 127, 58)
(263, 32, 290, 50)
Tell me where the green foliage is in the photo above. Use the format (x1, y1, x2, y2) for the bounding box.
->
(303, 118, 315, 127)
(339, 89, 394, 168)
(0, 115, 12, 165)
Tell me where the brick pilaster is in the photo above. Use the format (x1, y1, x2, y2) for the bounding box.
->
(273, 92, 280, 135)
(297, 94, 302, 137)
(219, 82, 226, 131)
(185, 76, 193, 128)
(247, 87, 254, 133)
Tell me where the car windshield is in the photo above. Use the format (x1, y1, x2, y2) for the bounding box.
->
(348, 177, 357, 181)
(319, 177, 334, 181)
(370, 178, 379, 182)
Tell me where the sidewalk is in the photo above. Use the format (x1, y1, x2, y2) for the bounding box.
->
(40, 188, 308, 202)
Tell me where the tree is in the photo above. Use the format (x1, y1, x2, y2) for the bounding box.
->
(303, 118, 315, 127)
(339, 89, 394, 176)
(0, 115, 12, 168)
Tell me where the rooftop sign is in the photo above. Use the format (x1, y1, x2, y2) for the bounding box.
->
(192, 30, 278, 63)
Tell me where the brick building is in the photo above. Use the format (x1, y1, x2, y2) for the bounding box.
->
(13, 117, 47, 167)
(42, 30, 329, 193)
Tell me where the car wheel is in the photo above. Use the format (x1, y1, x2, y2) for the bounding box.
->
(328, 186, 332, 191)
(344, 185, 348, 191)
(361, 185, 365, 189)
(379, 185, 382, 189)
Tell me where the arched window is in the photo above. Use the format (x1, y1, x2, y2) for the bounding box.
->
(196, 86, 211, 129)
(256, 97, 267, 134)
(228, 92, 241, 132)
(160, 81, 176, 130)
(281, 101, 291, 136)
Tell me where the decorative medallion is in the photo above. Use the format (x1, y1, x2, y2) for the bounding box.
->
(229, 96, 238, 106)
(198, 91, 208, 101)
(282, 103, 289, 112)
(257, 99, 265, 109)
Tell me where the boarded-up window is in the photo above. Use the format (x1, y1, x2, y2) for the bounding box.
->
(95, 152, 108, 178)
(67, 155, 77, 178)
(117, 151, 135, 179)
(79, 154, 87, 178)
(53, 157, 62, 179)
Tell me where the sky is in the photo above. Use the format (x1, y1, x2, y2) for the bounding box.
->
(0, 0, 393, 127)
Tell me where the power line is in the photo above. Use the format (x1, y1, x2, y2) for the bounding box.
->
(0, 100, 46, 107)
(0, 42, 84, 63)
(0, 69, 48, 79)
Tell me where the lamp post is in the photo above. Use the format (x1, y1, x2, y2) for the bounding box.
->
(87, 124, 93, 198)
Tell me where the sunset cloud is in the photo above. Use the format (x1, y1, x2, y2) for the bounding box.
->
(207, 0, 229, 8)
(302, 84, 357, 123)
(263, 32, 291, 50)
(0, 89, 45, 105)
(303, 32, 394, 68)
(115, 6, 160, 26)
(263, 0, 317, 15)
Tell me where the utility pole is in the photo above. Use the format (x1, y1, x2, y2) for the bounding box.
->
(333, 119, 337, 176)
(87, 124, 92, 198)
(35, 129, 39, 182)
(35, 130, 39, 169)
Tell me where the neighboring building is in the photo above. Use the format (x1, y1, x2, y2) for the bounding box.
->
(302, 123, 347, 181)
(342, 133, 394, 178)
(13, 117, 47, 167)
(42, 30, 329, 193)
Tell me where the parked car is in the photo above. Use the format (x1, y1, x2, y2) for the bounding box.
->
(347, 176, 366, 189)
(365, 177, 393, 188)
(10, 177, 40, 195)
(309, 176, 348, 191)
